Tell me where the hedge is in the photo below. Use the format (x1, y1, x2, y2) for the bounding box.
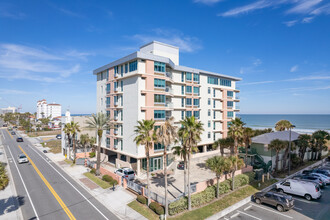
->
(137, 195, 147, 204)
(89, 152, 96, 158)
(168, 173, 252, 215)
(90, 168, 96, 174)
(102, 174, 118, 185)
(0, 163, 9, 190)
(149, 202, 164, 215)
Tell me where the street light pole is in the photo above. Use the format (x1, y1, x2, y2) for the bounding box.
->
(288, 125, 296, 176)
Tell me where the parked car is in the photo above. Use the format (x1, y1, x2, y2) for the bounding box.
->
(301, 175, 325, 187)
(312, 169, 330, 177)
(302, 170, 313, 175)
(177, 161, 184, 170)
(43, 150, 48, 153)
(3, 124, 7, 127)
(253, 191, 294, 212)
(17, 154, 28, 164)
(56, 134, 61, 139)
(16, 137, 23, 142)
(292, 175, 322, 187)
(309, 173, 330, 185)
(276, 179, 321, 201)
(13, 126, 17, 129)
(11, 131, 16, 135)
(114, 168, 135, 180)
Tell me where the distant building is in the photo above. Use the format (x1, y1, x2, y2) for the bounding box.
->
(0, 106, 18, 115)
(37, 99, 61, 119)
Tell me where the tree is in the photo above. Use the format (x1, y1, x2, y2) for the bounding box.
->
(63, 123, 72, 159)
(178, 116, 204, 210)
(155, 117, 177, 217)
(228, 155, 244, 190)
(281, 141, 291, 170)
(134, 119, 156, 206)
(86, 113, 114, 176)
(69, 121, 81, 164)
(173, 144, 188, 195)
(213, 137, 233, 157)
(206, 156, 230, 198)
(268, 139, 286, 172)
(80, 134, 90, 159)
(242, 127, 254, 166)
(228, 118, 245, 155)
(275, 120, 292, 131)
(311, 130, 329, 160)
(295, 134, 311, 163)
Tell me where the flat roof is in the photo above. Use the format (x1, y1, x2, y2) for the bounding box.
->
(139, 41, 179, 50)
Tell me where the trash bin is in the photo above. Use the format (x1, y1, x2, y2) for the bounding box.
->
(254, 168, 264, 180)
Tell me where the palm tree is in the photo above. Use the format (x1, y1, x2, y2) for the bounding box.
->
(281, 141, 290, 171)
(155, 117, 177, 217)
(70, 121, 81, 164)
(206, 156, 230, 198)
(311, 130, 329, 160)
(173, 144, 188, 195)
(275, 120, 292, 131)
(80, 134, 90, 159)
(242, 127, 254, 166)
(268, 139, 286, 171)
(228, 118, 245, 155)
(86, 113, 114, 176)
(212, 137, 233, 157)
(63, 123, 72, 159)
(134, 119, 156, 206)
(178, 116, 204, 210)
(228, 155, 245, 190)
(296, 134, 311, 163)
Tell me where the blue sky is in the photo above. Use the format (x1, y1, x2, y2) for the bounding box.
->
(0, 0, 330, 114)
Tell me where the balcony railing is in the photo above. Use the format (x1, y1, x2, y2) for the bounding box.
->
(114, 101, 118, 106)
(166, 102, 173, 108)
(166, 72, 172, 79)
(114, 115, 118, 121)
(114, 73, 118, 78)
(106, 90, 110, 95)
(106, 104, 110, 108)
(165, 87, 172, 93)
(114, 129, 118, 135)
(114, 144, 118, 150)
(114, 87, 118, 92)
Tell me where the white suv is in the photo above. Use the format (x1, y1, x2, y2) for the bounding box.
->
(18, 154, 29, 164)
(115, 168, 135, 180)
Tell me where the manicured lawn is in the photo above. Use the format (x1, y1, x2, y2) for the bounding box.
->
(128, 200, 159, 220)
(83, 172, 111, 189)
(41, 140, 61, 153)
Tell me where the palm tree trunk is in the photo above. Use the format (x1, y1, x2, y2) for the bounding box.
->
(96, 135, 101, 176)
(73, 134, 76, 164)
(188, 155, 191, 210)
(220, 145, 224, 157)
(164, 148, 168, 216)
(231, 171, 235, 190)
(67, 134, 71, 160)
(184, 158, 187, 195)
(282, 147, 289, 170)
(216, 176, 220, 198)
(234, 139, 238, 155)
(245, 144, 248, 168)
(146, 150, 151, 206)
(275, 152, 279, 172)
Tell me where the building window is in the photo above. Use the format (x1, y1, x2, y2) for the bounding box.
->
(208, 121, 211, 128)
(208, 132, 211, 139)
(193, 73, 199, 83)
(106, 97, 110, 107)
(193, 99, 199, 107)
(220, 79, 231, 87)
(181, 98, 185, 107)
(186, 111, 192, 117)
(107, 70, 109, 81)
(114, 81, 118, 90)
(213, 89, 216, 97)
(121, 81, 123, 91)
(154, 94, 165, 104)
(227, 111, 234, 118)
(106, 84, 111, 94)
(186, 72, 192, 81)
(154, 79, 166, 88)
(186, 86, 192, 94)
(213, 133, 216, 141)
(154, 110, 165, 119)
(154, 62, 166, 72)
(208, 87, 211, 94)
(129, 60, 138, 72)
(193, 87, 200, 95)
(213, 111, 216, 119)
(154, 143, 165, 151)
(106, 111, 110, 117)
(208, 109, 211, 116)
(121, 65, 123, 76)
(227, 91, 233, 97)
(125, 63, 128, 73)
(114, 66, 119, 74)
(181, 85, 185, 95)
(181, 111, 185, 119)
(213, 122, 216, 130)
(106, 138, 110, 148)
(186, 98, 192, 106)
(208, 98, 211, 105)
(181, 72, 185, 82)
(207, 76, 218, 85)
(193, 111, 200, 119)
(213, 100, 216, 108)
(227, 101, 234, 108)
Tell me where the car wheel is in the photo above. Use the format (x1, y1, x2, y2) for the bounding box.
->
(278, 189, 284, 193)
(277, 205, 284, 212)
(255, 198, 261, 204)
(305, 194, 312, 201)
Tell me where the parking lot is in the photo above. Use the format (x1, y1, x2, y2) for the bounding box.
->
(219, 178, 330, 220)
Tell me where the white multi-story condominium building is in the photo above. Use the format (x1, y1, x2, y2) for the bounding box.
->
(37, 99, 62, 119)
(0, 106, 18, 115)
(94, 41, 241, 176)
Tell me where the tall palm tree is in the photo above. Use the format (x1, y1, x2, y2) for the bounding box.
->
(155, 117, 177, 217)
(70, 121, 81, 164)
(80, 133, 90, 159)
(228, 155, 245, 190)
(268, 139, 286, 171)
(296, 134, 311, 163)
(311, 130, 329, 160)
(206, 156, 230, 198)
(134, 119, 156, 206)
(173, 144, 188, 195)
(242, 127, 254, 166)
(275, 120, 292, 131)
(212, 137, 233, 157)
(178, 116, 204, 210)
(228, 118, 245, 155)
(281, 141, 290, 170)
(86, 113, 114, 175)
(63, 123, 72, 159)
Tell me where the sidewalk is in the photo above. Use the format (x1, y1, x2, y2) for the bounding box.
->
(0, 134, 23, 220)
(20, 131, 146, 220)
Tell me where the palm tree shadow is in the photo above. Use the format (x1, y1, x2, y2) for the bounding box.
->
(0, 195, 25, 215)
(196, 162, 207, 169)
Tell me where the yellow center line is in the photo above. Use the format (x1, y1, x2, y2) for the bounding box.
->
(6, 129, 13, 139)
(7, 128, 76, 220)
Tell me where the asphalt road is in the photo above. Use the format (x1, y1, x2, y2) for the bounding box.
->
(0, 125, 119, 220)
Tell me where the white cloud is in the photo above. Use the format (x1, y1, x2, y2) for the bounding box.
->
(240, 58, 262, 74)
(130, 29, 202, 53)
(0, 3, 25, 19)
(241, 74, 330, 85)
(219, 0, 274, 17)
(286, 0, 323, 14)
(284, 20, 299, 27)
(0, 89, 32, 95)
(290, 65, 298, 72)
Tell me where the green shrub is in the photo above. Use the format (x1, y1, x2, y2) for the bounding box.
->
(149, 202, 158, 211)
(245, 172, 256, 183)
(89, 152, 96, 158)
(233, 174, 249, 189)
(90, 168, 96, 174)
(149, 202, 164, 215)
(137, 195, 147, 204)
(0, 163, 9, 190)
(155, 205, 165, 215)
(102, 174, 113, 182)
(218, 180, 231, 194)
(169, 197, 188, 215)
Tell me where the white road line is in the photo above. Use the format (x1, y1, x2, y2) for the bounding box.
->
(28, 145, 110, 220)
(7, 146, 39, 220)
(230, 212, 239, 218)
(292, 197, 315, 204)
(251, 204, 293, 219)
(237, 211, 262, 220)
(244, 205, 252, 211)
(224, 217, 229, 220)
(293, 207, 302, 211)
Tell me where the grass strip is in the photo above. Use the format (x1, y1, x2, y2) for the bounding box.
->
(83, 172, 111, 189)
(128, 200, 159, 220)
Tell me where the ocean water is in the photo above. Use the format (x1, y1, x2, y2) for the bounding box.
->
(238, 114, 330, 134)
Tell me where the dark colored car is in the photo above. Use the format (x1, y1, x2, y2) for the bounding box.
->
(302, 170, 313, 175)
(16, 137, 23, 142)
(56, 134, 61, 139)
(43, 150, 48, 153)
(253, 191, 294, 212)
(11, 131, 16, 135)
(3, 124, 7, 127)
(177, 161, 184, 170)
(313, 169, 330, 177)
(297, 175, 325, 187)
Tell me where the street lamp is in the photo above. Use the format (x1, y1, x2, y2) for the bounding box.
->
(288, 125, 296, 176)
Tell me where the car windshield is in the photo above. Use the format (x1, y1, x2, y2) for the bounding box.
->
(127, 171, 134, 175)
(19, 155, 26, 158)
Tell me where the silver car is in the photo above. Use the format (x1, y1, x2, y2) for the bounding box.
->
(115, 168, 135, 180)
(17, 154, 28, 164)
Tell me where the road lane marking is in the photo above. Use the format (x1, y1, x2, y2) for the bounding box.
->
(230, 212, 239, 218)
(17, 145, 76, 220)
(237, 211, 262, 220)
(293, 207, 302, 211)
(6, 129, 13, 139)
(251, 204, 293, 218)
(29, 145, 110, 220)
(292, 197, 316, 204)
(244, 205, 252, 211)
(7, 146, 39, 220)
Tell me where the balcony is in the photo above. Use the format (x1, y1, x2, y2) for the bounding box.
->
(166, 72, 172, 79)
(114, 144, 118, 150)
(114, 129, 118, 135)
(106, 90, 110, 95)
(165, 87, 172, 93)
(165, 102, 173, 108)
(106, 104, 110, 108)
(114, 101, 118, 106)
(114, 72, 118, 78)
(114, 87, 118, 92)
(114, 115, 118, 121)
